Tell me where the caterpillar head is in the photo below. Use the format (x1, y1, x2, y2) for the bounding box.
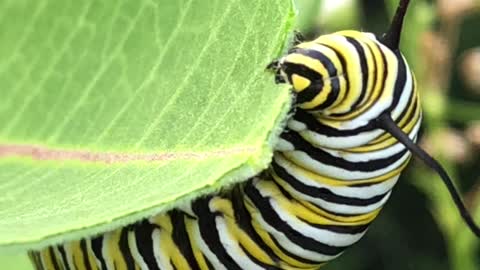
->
(267, 0, 410, 115)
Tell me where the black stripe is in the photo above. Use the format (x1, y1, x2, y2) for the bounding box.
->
(170, 259, 178, 270)
(364, 92, 418, 148)
(388, 51, 408, 113)
(119, 228, 136, 270)
(191, 197, 243, 270)
(298, 217, 370, 234)
(281, 130, 407, 172)
(228, 184, 281, 266)
(282, 62, 323, 104)
(80, 239, 93, 270)
(134, 221, 161, 270)
(238, 243, 282, 270)
(303, 201, 371, 217)
(321, 44, 350, 107)
(393, 80, 417, 132)
(331, 40, 389, 118)
(91, 236, 108, 270)
(361, 89, 417, 148)
(283, 62, 323, 82)
(294, 48, 341, 110)
(30, 252, 45, 270)
(244, 182, 346, 256)
(295, 78, 325, 104)
(292, 49, 337, 79)
(369, 42, 389, 114)
(269, 232, 321, 265)
(204, 256, 215, 270)
(292, 109, 378, 137)
(48, 247, 61, 270)
(170, 210, 202, 270)
(266, 174, 295, 201)
(57, 245, 71, 270)
(271, 160, 387, 206)
(344, 37, 369, 111)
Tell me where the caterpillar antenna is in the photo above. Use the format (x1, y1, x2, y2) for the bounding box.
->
(376, 113, 480, 238)
(381, 0, 410, 50)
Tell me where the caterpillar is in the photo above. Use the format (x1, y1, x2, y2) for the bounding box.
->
(29, 0, 479, 269)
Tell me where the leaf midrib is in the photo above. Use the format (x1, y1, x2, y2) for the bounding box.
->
(0, 143, 257, 164)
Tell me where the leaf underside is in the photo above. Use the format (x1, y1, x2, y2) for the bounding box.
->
(0, 0, 295, 251)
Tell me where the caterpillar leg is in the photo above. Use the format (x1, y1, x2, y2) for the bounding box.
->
(292, 30, 306, 45)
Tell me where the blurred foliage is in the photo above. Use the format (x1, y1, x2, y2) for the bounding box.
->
(295, 0, 480, 269)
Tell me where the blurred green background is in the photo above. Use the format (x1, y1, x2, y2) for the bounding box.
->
(295, 0, 480, 269)
(1, 0, 479, 269)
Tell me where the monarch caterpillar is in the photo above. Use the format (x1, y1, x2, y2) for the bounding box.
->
(29, 0, 479, 269)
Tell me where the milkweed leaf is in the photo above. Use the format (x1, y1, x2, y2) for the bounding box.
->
(0, 0, 295, 251)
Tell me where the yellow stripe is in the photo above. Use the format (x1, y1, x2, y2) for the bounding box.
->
(86, 240, 100, 270)
(352, 87, 420, 152)
(284, 53, 329, 83)
(185, 218, 211, 270)
(304, 43, 348, 111)
(67, 242, 87, 270)
(150, 215, 191, 269)
(284, 53, 336, 110)
(301, 200, 381, 224)
(291, 74, 311, 91)
(270, 167, 382, 224)
(271, 172, 381, 225)
(353, 103, 420, 152)
(261, 179, 372, 227)
(28, 252, 44, 270)
(275, 153, 408, 186)
(103, 230, 128, 270)
(336, 37, 386, 119)
(312, 32, 363, 115)
(362, 74, 419, 147)
(244, 198, 318, 269)
(209, 197, 277, 266)
(300, 80, 332, 110)
(52, 247, 65, 270)
(40, 249, 56, 270)
(330, 36, 377, 115)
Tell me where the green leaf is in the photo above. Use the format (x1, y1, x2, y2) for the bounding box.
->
(0, 0, 295, 251)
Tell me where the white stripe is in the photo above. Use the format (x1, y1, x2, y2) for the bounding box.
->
(273, 153, 400, 199)
(275, 138, 295, 151)
(248, 198, 340, 262)
(103, 233, 116, 270)
(52, 247, 66, 269)
(190, 220, 228, 270)
(128, 231, 150, 270)
(295, 125, 385, 149)
(39, 251, 48, 270)
(63, 244, 77, 270)
(283, 149, 410, 180)
(390, 58, 414, 120)
(214, 216, 266, 270)
(269, 198, 367, 247)
(255, 180, 370, 247)
(321, 118, 420, 162)
(87, 240, 103, 269)
(152, 228, 174, 270)
(272, 177, 393, 215)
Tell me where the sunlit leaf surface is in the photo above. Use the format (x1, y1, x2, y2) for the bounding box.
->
(0, 0, 295, 251)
